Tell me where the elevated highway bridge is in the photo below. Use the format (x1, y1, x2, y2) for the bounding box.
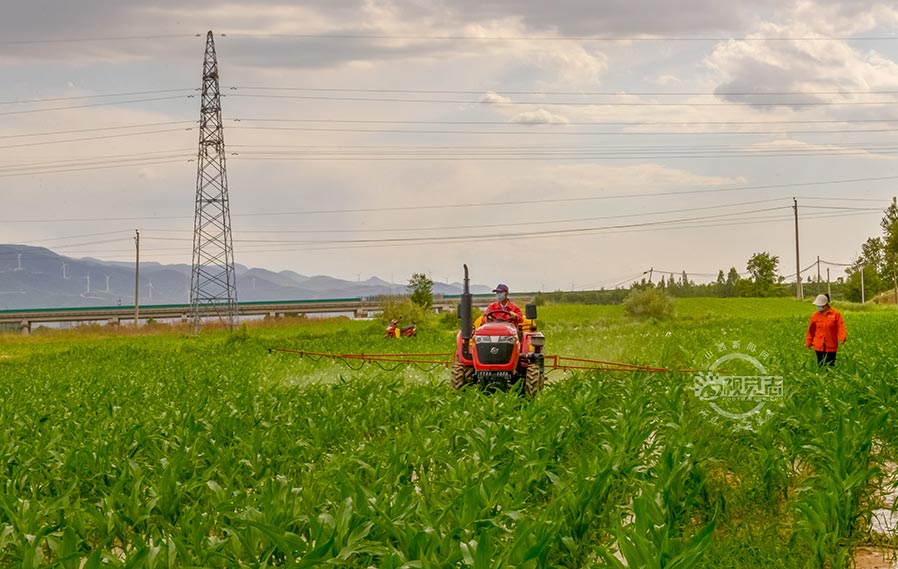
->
(0, 294, 527, 334)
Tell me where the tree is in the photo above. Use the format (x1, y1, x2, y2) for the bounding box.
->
(407, 273, 433, 310)
(845, 237, 888, 302)
(724, 267, 741, 298)
(745, 252, 780, 297)
(714, 270, 726, 297)
(881, 197, 898, 299)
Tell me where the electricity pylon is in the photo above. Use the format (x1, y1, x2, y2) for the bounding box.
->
(190, 30, 238, 332)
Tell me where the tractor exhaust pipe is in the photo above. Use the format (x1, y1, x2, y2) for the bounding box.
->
(460, 264, 472, 339)
(460, 264, 473, 358)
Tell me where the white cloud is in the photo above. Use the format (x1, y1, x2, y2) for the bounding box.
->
(480, 91, 513, 104)
(655, 74, 682, 87)
(748, 138, 897, 160)
(705, 3, 898, 111)
(511, 109, 569, 124)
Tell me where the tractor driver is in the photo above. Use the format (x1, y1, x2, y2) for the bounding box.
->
(486, 283, 523, 324)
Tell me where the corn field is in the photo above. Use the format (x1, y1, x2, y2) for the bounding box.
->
(1, 299, 897, 567)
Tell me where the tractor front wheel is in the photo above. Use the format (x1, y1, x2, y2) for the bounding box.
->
(451, 359, 475, 390)
(524, 364, 545, 396)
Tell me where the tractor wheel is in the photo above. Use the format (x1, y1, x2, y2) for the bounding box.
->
(524, 364, 545, 396)
(451, 359, 474, 390)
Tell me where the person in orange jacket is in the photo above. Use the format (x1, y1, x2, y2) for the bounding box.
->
(805, 294, 847, 366)
(485, 283, 523, 324)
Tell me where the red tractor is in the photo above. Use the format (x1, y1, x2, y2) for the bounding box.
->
(451, 265, 546, 396)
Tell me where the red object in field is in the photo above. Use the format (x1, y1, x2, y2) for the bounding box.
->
(385, 319, 416, 338)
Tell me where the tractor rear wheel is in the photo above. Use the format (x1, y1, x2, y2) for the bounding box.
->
(451, 359, 474, 390)
(524, 364, 545, 396)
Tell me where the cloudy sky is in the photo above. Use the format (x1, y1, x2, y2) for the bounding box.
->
(3, 0, 898, 291)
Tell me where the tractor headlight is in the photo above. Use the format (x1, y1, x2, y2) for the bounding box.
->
(530, 336, 545, 347)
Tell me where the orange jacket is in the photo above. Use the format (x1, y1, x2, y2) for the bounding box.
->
(805, 308, 847, 352)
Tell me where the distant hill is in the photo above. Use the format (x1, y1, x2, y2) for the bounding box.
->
(0, 244, 491, 310)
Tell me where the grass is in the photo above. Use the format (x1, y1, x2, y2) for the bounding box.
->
(0, 298, 897, 566)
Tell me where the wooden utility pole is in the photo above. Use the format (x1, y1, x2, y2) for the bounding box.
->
(827, 268, 831, 298)
(793, 198, 803, 299)
(134, 230, 140, 326)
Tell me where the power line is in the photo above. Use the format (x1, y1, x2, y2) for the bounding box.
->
(795, 195, 889, 202)
(228, 141, 898, 151)
(1, 175, 894, 224)
(0, 34, 202, 45)
(0, 157, 192, 179)
(114, 208, 878, 256)
(225, 85, 898, 97)
(0, 120, 196, 140)
(221, 32, 898, 42)
(0, 88, 196, 106)
(49, 208, 877, 259)
(145, 206, 794, 245)
(232, 116, 898, 126)
(225, 92, 898, 107)
(5, 196, 878, 239)
(136, 198, 791, 240)
(20, 230, 135, 244)
(228, 125, 898, 136)
(229, 148, 898, 160)
(0, 149, 194, 172)
(0, 128, 194, 151)
(0, 95, 194, 117)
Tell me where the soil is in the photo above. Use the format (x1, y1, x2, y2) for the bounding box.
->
(855, 547, 897, 569)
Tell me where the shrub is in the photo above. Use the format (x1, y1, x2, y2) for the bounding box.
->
(623, 288, 675, 320)
(379, 296, 427, 325)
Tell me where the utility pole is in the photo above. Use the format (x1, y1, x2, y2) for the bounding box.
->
(793, 197, 803, 299)
(134, 229, 140, 326)
(861, 264, 866, 303)
(190, 30, 238, 333)
(15, 253, 22, 271)
(827, 267, 831, 299)
(648, 267, 654, 284)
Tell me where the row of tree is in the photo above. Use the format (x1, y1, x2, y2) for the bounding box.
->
(405, 199, 898, 306)
(634, 199, 898, 302)
(842, 198, 898, 302)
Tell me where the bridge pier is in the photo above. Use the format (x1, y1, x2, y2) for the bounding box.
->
(19, 320, 30, 335)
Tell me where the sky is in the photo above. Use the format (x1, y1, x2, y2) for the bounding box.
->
(2, 0, 898, 291)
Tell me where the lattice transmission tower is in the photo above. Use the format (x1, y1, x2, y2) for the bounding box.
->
(190, 30, 238, 332)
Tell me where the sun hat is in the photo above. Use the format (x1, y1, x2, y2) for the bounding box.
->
(493, 284, 509, 293)
(812, 294, 829, 307)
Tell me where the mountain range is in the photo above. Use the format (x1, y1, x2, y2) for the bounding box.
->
(0, 244, 491, 310)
